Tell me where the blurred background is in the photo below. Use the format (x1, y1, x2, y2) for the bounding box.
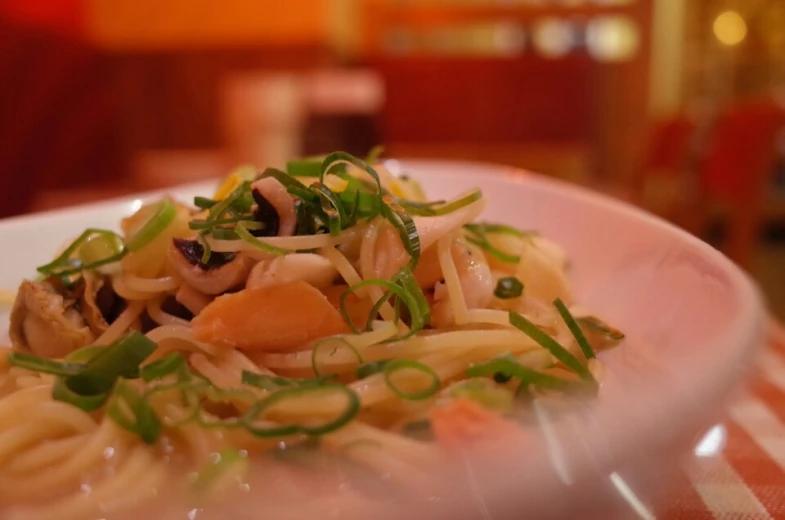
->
(1, 0, 783, 315)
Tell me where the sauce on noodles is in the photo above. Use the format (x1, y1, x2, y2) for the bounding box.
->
(0, 152, 624, 519)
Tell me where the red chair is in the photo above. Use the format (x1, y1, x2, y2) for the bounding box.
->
(698, 97, 785, 268)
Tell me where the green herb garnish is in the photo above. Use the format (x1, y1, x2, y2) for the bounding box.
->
(494, 277, 523, 299)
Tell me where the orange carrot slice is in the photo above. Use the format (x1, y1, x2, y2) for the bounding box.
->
(192, 281, 349, 352)
(430, 398, 519, 450)
(322, 284, 374, 331)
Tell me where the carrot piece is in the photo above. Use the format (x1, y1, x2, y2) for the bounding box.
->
(322, 284, 374, 330)
(192, 281, 349, 352)
(430, 398, 518, 450)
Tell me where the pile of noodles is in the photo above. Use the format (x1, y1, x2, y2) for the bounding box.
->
(0, 154, 621, 520)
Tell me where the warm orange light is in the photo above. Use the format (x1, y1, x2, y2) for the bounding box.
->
(713, 10, 747, 47)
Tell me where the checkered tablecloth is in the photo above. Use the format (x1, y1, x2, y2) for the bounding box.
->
(657, 319, 785, 520)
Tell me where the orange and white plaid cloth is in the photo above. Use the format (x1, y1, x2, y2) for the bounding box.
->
(658, 318, 785, 520)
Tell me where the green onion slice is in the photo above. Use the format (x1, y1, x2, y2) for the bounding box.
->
(577, 316, 625, 341)
(355, 360, 389, 380)
(208, 182, 251, 220)
(78, 232, 125, 266)
(450, 378, 515, 412)
(381, 196, 420, 269)
(107, 380, 162, 444)
(494, 277, 523, 299)
(365, 145, 385, 163)
(140, 353, 186, 382)
(50, 345, 109, 412)
(242, 384, 360, 437)
(142, 379, 208, 427)
(463, 223, 535, 265)
(339, 268, 430, 337)
(259, 167, 309, 192)
(554, 299, 595, 360)
(382, 359, 440, 401)
(6, 352, 85, 377)
(287, 157, 326, 177)
(465, 356, 580, 392)
(402, 189, 482, 217)
(508, 311, 594, 382)
(37, 228, 125, 275)
(311, 337, 362, 377)
(193, 196, 217, 209)
(125, 199, 177, 252)
(66, 331, 158, 395)
(310, 182, 346, 236)
(235, 221, 291, 256)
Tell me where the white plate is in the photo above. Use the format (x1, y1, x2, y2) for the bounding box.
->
(0, 160, 766, 519)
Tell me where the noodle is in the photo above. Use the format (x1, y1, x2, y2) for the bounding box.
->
(0, 153, 620, 519)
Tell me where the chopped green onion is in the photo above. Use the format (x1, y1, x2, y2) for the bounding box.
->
(465, 223, 529, 238)
(365, 145, 385, 163)
(194, 196, 217, 209)
(554, 299, 595, 360)
(107, 380, 162, 444)
(259, 167, 309, 192)
(463, 223, 535, 265)
(241, 372, 297, 391)
(52, 377, 109, 411)
(287, 157, 327, 177)
(355, 360, 389, 380)
(235, 221, 291, 256)
(381, 196, 420, 269)
(402, 189, 482, 217)
(51, 345, 110, 411)
(66, 331, 157, 395)
(241, 371, 335, 392)
(142, 378, 208, 427)
(382, 359, 440, 401)
(311, 337, 362, 377)
(196, 387, 258, 428)
(140, 353, 186, 382)
(125, 199, 177, 252)
(493, 372, 512, 383)
(577, 316, 625, 341)
(494, 277, 523, 299)
(508, 311, 594, 382)
(197, 230, 213, 264)
(78, 232, 124, 266)
(450, 378, 515, 412)
(188, 217, 247, 231)
(339, 268, 430, 337)
(310, 182, 346, 236)
(6, 352, 85, 377)
(465, 356, 581, 392)
(242, 384, 360, 437)
(192, 449, 249, 493)
(320, 152, 379, 192)
(208, 182, 251, 220)
(37, 228, 125, 275)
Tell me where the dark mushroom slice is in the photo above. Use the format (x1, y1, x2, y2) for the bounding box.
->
(250, 178, 296, 237)
(9, 278, 95, 358)
(80, 271, 127, 336)
(167, 239, 255, 295)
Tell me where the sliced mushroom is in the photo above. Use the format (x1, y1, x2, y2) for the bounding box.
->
(246, 253, 338, 291)
(10, 279, 95, 358)
(80, 271, 124, 335)
(167, 239, 255, 295)
(251, 178, 296, 237)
